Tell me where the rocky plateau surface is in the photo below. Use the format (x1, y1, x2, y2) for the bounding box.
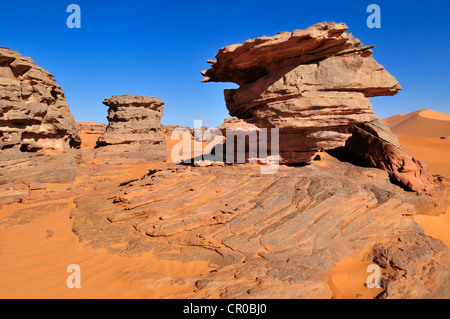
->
(70, 154, 449, 299)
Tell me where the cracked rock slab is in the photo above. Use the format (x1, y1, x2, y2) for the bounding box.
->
(71, 155, 449, 298)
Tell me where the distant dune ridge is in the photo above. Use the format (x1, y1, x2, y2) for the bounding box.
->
(382, 109, 450, 138)
(381, 108, 450, 178)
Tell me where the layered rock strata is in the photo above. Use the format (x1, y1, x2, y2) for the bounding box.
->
(0, 47, 81, 184)
(96, 95, 168, 162)
(201, 22, 401, 164)
(0, 48, 80, 152)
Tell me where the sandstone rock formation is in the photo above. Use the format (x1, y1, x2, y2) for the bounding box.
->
(71, 153, 449, 298)
(192, 126, 216, 142)
(0, 47, 81, 152)
(366, 234, 450, 299)
(201, 22, 401, 164)
(1, 36, 448, 300)
(0, 47, 81, 184)
(96, 95, 168, 162)
(345, 121, 436, 195)
(0, 151, 79, 185)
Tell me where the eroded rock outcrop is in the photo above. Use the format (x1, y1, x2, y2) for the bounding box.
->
(201, 22, 401, 164)
(96, 95, 168, 162)
(345, 121, 436, 195)
(0, 48, 81, 152)
(366, 234, 450, 299)
(0, 48, 81, 184)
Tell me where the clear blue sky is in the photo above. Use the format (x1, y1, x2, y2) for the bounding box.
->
(1, 0, 449, 127)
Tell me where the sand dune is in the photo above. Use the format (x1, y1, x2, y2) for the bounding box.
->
(382, 108, 450, 178)
(381, 109, 450, 138)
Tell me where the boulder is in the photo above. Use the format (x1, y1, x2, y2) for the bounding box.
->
(0, 47, 81, 184)
(201, 22, 401, 164)
(96, 95, 168, 162)
(345, 121, 436, 195)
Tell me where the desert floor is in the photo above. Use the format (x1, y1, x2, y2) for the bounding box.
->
(0, 109, 448, 299)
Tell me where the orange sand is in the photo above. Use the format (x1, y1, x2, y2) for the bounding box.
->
(0, 184, 211, 299)
(326, 255, 385, 299)
(398, 137, 450, 178)
(382, 109, 450, 248)
(79, 132, 101, 150)
(327, 108, 450, 299)
(76, 121, 105, 150)
(400, 136, 450, 248)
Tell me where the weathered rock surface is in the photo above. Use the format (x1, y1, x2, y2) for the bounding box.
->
(96, 95, 168, 162)
(71, 154, 449, 298)
(0, 47, 81, 152)
(0, 183, 30, 208)
(193, 126, 217, 143)
(0, 150, 79, 185)
(201, 22, 401, 164)
(0, 47, 81, 185)
(345, 121, 436, 195)
(365, 234, 450, 299)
